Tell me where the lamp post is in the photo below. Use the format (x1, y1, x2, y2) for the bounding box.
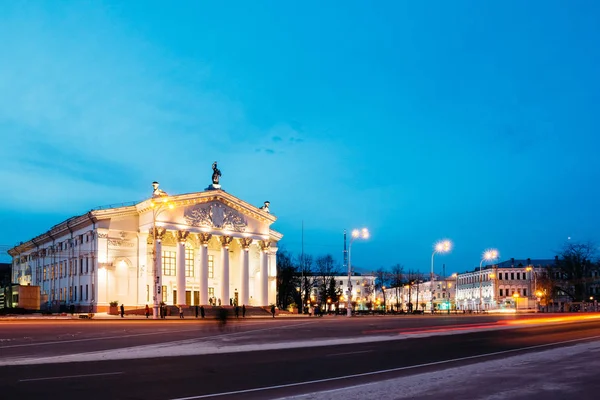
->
(479, 249, 499, 312)
(347, 228, 369, 317)
(431, 240, 452, 312)
(150, 184, 174, 319)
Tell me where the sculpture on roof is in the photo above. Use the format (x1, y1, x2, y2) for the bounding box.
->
(212, 162, 221, 185)
(259, 201, 270, 213)
(152, 181, 168, 197)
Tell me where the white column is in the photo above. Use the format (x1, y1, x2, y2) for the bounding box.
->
(176, 240, 186, 306)
(239, 238, 252, 306)
(198, 233, 211, 305)
(268, 248, 277, 305)
(220, 238, 231, 305)
(261, 248, 269, 306)
(199, 245, 208, 305)
(153, 239, 162, 317)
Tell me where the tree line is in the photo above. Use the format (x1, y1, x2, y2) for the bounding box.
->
(276, 247, 432, 311)
(537, 241, 600, 304)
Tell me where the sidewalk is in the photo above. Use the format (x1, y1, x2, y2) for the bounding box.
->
(0, 312, 311, 320)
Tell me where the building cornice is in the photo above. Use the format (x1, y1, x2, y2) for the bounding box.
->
(136, 189, 277, 225)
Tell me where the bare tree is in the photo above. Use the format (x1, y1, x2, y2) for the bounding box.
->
(389, 264, 405, 310)
(276, 249, 299, 309)
(296, 253, 316, 310)
(314, 254, 341, 305)
(550, 241, 599, 302)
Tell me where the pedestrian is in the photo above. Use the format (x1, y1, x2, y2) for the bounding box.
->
(195, 305, 199, 318)
(242, 304, 246, 318)
(179, 305, 184, 319)
(145, 304, 150, 319)
(200, 305, 205, 318)
(120, 304, 125, 318)
(235, 305, 239, 318)
(271, 304, 276, 318)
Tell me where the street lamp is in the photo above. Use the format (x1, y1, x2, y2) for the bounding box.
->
(150, 183, 174, 319)
(347, 228, 369, 317)
(431, 239, 452, 312)
(479, 249, 499, 312)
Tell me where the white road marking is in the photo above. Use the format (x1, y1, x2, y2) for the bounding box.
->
(168, 334, 600, 400)
(0, 320, 306, 349)
(0, 328, 204, 349)
(327, 350, 373, 357)
(19, 371, 123, 382)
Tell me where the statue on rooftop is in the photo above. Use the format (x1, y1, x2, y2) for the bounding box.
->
(152, 181, 168, 197)
(212, 162, 221, 185)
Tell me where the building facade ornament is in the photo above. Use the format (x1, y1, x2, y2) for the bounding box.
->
(259, 240, 271, 252)
(184, 203, 247, 232)
(176, 230, 190, 243)
(239, 237, 253, 249)
(197, 232, 212, 246)
(220, 235, 233, 248)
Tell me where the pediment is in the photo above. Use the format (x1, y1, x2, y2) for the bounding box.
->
(183, 201, 248, 232)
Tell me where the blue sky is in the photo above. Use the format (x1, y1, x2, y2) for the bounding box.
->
(1, 1, 599, 273)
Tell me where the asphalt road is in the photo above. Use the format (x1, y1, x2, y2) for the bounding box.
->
(1, 315, 600, 399)
(0, 313, 581, 360)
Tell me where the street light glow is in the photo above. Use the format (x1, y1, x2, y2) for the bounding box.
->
(347, 227, 369, 317)
(482, 249, 499, 261)
(434, 239, 452, 254)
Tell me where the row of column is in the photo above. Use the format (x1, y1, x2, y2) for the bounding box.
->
(152, 229, 271, 307)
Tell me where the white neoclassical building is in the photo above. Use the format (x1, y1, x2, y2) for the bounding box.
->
(8, 177, 281, 312)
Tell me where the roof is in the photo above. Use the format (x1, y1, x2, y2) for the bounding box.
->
(9, 188, 280, 256)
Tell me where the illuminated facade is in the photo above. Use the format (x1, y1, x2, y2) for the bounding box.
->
(455, 259, 554, 311)
(8, 186, 281, 311)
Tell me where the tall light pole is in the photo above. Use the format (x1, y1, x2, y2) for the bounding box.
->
(479, 249, 499, 312)
(431, 240, 452, 312)
(451, 272, 458, 313)
(347, 228, 369, 317)
(150, 182, 174, 319)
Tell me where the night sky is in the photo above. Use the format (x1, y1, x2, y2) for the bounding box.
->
(1, 1, 599, 274)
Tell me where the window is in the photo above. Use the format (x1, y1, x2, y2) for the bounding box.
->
(523, 289, 527, 297)
(498, 273, 502, 281)
(162, 251, 176, 276)
(517, 272, 520, 280)
(43, 267, 47, 280)
(340, 281, 343, 286)
(69, 286, 73, 301)
(86, 257, 89, 273)
(85, 284, 89, 300)
(74, 286, 77, 302)
(80, 259, 84, 275)
(80, 285, 83, 301)
(208, 255, 214, 278)
(208, 287, 215, 298)
(511, 272, 514, 280)
(185, 248, 194, 277)
(146, 285, 149, 302)
(500, 289, 503, 296)
(162, 286, 167, 303)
